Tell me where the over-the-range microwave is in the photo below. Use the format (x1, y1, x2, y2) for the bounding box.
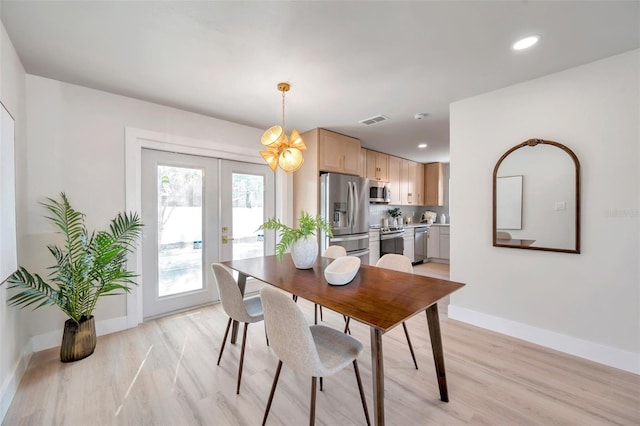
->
(369, 181, 391, 204)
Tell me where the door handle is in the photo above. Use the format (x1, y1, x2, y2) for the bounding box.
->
(222, 236, 235, 244)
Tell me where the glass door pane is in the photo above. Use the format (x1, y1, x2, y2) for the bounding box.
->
(157, 165, 203, 296)
(141, 149, 218, 319)
(220, 160, 275, 263)
(232, 173, 265, 260)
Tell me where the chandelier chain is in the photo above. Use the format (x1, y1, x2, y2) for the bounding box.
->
(281, 90, 286, 131)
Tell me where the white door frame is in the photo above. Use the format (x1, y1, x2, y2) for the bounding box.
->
(125, 127, 292, 327)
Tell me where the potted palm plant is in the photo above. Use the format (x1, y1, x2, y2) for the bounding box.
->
(259, 211, 332, 269)
(4, 192, 143, 362)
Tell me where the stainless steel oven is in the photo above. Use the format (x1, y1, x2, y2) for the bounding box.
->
(380, 228, 404, 257)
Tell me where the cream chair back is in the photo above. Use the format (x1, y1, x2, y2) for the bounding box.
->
(211, 263, 255, 323)
(260, 286, 324, 377)
(375, 253, 413, 273)
(322, 245, 347, 259)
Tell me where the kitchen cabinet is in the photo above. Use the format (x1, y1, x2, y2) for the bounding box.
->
(439, 226, 450, 260)
(427, 225, 440, 259)
(425, 162, 445, 206)
(403, 228, 414, 263)
(366, 150, 389, 182)
(318, 129, 361, 175)
(387, 155, 402, 205)
(359, 148, 367, 178)
(369, 229, 380, 265)
(401, 159, 424, 206)
(414, 162, 424, 205)
(293, 128, 361, 216)
(427, 225, 450, 262)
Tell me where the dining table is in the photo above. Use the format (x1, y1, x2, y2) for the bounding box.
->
(222, 254, 465, 426)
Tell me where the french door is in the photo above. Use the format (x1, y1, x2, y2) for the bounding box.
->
(219, 160, 275, 262)
(141, 149, 274, 319)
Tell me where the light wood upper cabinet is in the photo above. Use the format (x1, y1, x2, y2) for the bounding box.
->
(414, 162, 424, 205)
(359, 148, 367, 177)
(365, 150, 389, 182)
(424, 162, 445, 206)
(318, 129, 361, 175)
(387, 155, 402, 205)
(400, 159, 424, 205)
(293, 128, 361, 217)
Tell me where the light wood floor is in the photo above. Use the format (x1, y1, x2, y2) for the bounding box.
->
(4, 263, 640, 425)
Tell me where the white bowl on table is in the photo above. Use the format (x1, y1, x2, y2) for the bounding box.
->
(324, 256, 361, 286)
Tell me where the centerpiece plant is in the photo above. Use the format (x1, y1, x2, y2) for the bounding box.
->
(259, 211, 333, 268)
(5, 192, 143, 362)
(387, 207, 402, 226)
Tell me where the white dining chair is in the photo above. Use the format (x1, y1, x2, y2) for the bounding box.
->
(375, 254, 419, 370)
(211, 263, 266, 394)
(303, 245, 347, 324)
(260, 286, 370, 426)
(496, 231, 512, 240)
(322, 245, 356, 333)
(322, 245, 347, 259)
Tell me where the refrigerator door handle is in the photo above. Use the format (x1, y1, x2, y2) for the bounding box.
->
(352, 180, 359, 229)
(347, 181, 353, 229)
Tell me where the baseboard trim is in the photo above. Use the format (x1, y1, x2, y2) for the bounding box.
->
(448, 304, 640, 375)
(0, 343, 32, 423)
(30, 316, 129, 353)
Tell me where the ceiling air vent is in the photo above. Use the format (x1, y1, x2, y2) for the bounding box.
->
(359, 114, 390, 126)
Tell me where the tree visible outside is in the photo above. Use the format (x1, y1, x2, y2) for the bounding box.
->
(155, 169, 267, 296)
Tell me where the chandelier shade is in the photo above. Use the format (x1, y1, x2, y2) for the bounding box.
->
(278, 147, 304, 173)
(260, 148, 280, 171)
(261, 125, 285, 147)
(259, 82, 306, 173)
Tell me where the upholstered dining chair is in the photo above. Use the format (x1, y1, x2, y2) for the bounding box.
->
(211, 263, 265, 394)
(496, 231, 512, 240)
(322, 245, 347, 258)
(375, 254, 419, 370)
(321, 245, 354, 333)
(303, 245, 347, 324)
(260, 286, 370, 426)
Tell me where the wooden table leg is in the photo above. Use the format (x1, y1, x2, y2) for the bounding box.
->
(231, 272, 247, 344)
(370, 327, 385, 426)
(425, 304, 448, 402)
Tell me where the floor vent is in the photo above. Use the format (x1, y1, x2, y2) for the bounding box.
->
(359, 114, 390, 125)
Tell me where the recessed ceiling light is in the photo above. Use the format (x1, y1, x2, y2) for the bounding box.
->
(513, 35, 540, 51)
(418, 143, 428, 149)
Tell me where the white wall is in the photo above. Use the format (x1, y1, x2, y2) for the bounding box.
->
(22, 75, 265, 338)
(449, 50, 639, 373)
(0, 21, 29, 421)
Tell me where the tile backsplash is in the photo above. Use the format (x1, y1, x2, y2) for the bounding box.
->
(368, 204, 450, 226)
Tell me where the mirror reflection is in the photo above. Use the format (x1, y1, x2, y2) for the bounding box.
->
(493, 139, 580, 253)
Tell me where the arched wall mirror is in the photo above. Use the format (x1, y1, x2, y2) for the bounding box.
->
(493, 139, 580, 253)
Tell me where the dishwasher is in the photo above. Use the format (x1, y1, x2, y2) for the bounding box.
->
(414, 226, 429, 263)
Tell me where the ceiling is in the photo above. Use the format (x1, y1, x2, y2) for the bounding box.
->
(1, 1, 638, 163)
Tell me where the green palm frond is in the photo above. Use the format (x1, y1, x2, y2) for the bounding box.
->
(6, 267, 62, 311)
(259, 210, 332, 261)
(4, 192, 143, 323)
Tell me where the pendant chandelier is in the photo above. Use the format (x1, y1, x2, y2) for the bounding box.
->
(260, 82, 306, 173)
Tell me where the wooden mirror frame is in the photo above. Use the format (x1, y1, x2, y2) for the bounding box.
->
(493, 138, 581, 253)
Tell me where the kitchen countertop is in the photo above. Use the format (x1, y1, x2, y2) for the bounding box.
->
(370, 223, 450, 231)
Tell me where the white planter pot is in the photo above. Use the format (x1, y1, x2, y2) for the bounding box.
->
(290, 236, 318, 269)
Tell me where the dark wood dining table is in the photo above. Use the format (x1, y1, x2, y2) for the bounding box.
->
(222, 254, 465, 426)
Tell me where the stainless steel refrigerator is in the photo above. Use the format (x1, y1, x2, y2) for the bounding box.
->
(320, 173, 370, 264)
